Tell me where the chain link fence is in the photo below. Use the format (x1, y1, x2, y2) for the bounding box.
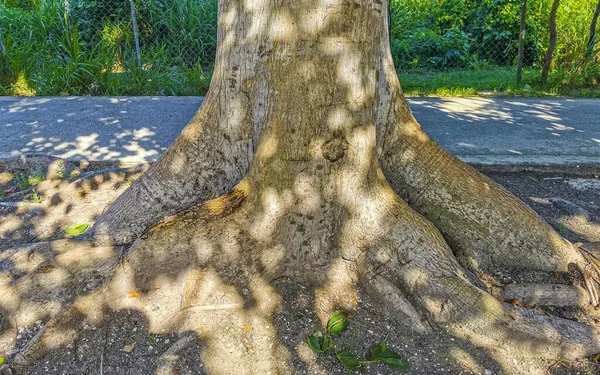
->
(390, 0, 547, 73)
(66, 0, 217, 80)
(0, 0, 218, 95)
(1, 0, 599, 95)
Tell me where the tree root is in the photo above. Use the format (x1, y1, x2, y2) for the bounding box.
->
(155, 334, 198, 375)
(88, 86, 261, 246)
(378, 106, 600, 312)
(499, 283, 588, 307)
(373, 262, 600, 360)
(2, 179, 600, 374)
(365, 198, 600, 361)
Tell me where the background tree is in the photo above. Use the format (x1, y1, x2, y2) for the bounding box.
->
(587, 0, 600, 59)
(541, 0, 560, 84)
(2, 0, 600, 373)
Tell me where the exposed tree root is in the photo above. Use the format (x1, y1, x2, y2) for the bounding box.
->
(155, 334, 198, 375)
(88, 38, 272, 246)
(2, 176, 600, 374)
(362, 196, 600, 360)
(499, 283, 588, 307)
(373, 45, 600, 308)
(376, 92, 600, 310)
(2, 0, 600, 371)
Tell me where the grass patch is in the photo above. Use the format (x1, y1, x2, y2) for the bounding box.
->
(0, 0, 216, 96)
(1, 0, 598, 98)
(399, 68, 600, 98)
(30, 188, 43, 203)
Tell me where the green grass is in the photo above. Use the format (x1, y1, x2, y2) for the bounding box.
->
(399, 67, 600, 98)
(0, 0, 216, 96)
(15, 170, 44, 190)
(2, 0, 599, 98)
(30, 188, 43, 203)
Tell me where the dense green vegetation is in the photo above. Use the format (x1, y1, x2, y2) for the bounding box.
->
(0, 0, 216, 96)
(391, 0, 600, 96)
(0, 0, 599, 96)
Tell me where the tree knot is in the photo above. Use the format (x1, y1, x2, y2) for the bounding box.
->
(322, 136, 349, 162)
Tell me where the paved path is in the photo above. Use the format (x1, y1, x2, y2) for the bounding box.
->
(1, 96, 599, 165)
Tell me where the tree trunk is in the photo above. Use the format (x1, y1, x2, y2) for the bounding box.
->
(587, 0, 600, 60)
(517, 0, 528, 84)
(3, 0, 600, 373)
(541, 0, 560, 84)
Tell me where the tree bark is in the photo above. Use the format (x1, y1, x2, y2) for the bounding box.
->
(3, 0, 600, 373)
(517, 0, 528, 84)
(587, 0, 600, 60)
(541, 0, 560, 84)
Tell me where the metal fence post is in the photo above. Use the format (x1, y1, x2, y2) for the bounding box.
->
(0, 23, 6, 56)
(129, 0, 143, 72)
(516, 0, 527, 84)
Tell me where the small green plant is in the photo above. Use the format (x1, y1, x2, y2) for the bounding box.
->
(28, 171, 44, 186)
(30, 187, 43, 203)
(54, 164, 67, 180)
(15, 170, 44, 190)
(306, 312, 409, 372)
(556, 223, 566, 233)
(145, 334, 156, 346)
(15, 173, 30, 190)
(64, 223, 90, 237)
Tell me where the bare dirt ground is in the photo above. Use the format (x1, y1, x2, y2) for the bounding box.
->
(2, 156, 600, 375)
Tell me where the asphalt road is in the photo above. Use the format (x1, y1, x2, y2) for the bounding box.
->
(1, 96, 599, 165)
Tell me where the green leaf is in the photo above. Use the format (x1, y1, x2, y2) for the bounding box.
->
(145, 334, 156, 346)
(336, 351, 362, 371)
(327, 312, 348, 337)
(379, 350, 410, 371)
(64, 223, 90, 237)
(0, 356, 4, 365)
(321, 336, 331, 352)
(368, 341, 387, 361)
(307, 331, 328, 353)
(307, 334, 322, 353)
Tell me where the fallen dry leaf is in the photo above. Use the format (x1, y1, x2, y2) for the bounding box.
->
(128, 291, 141, 298)
(122, 343, 136, 353)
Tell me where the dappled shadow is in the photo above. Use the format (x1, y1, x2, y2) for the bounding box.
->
(2, 1, 600, 375)
(3, 97, 599, 167)
(0, 97, 202, 162)
(0, 157, 147, 248)
(499, 172, 600, 244)
(410, 97, 600, 165)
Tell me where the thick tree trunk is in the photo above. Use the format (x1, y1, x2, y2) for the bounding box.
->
(89, 0, 273, 244)
(541, 0, 560, 84)
(2, 1, 600, 373)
